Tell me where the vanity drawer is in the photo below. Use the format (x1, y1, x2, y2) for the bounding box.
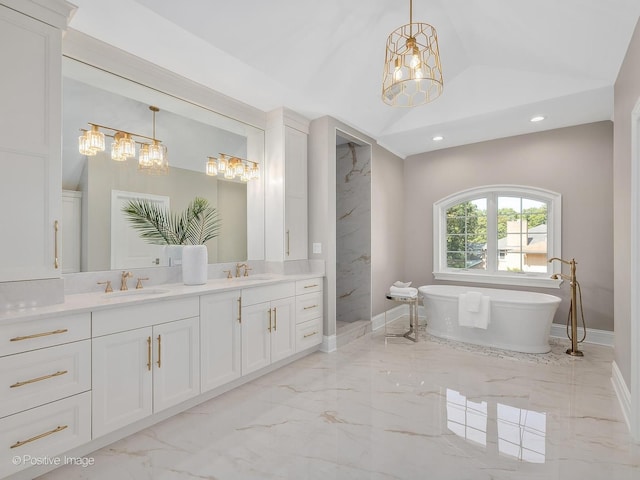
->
(295, 292, 323, 324)
(242, 282, 295, 306)
(296, 317, 322, 352)
(295, 278, 322, 295)
(92, 297, 199, 336)
(1, 312, 90, 357)
(0, 391, 91, 479)
(0, 340, 91, 418)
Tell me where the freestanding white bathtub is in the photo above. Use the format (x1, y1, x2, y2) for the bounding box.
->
(418, 285, 562, 353)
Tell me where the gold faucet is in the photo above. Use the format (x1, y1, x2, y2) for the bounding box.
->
(120, 271, 133, 291)
(235, 263, 249, 278)
(548, 257, 583, 357)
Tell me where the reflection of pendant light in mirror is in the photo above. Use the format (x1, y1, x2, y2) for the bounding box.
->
(205, 157, 218, 176)
(79, 106, 166, 173)
(205, 153, 260, 181)
(111, 132, 136, 161)
(138, 106, 168, 175)
(382, 0, 443, 107)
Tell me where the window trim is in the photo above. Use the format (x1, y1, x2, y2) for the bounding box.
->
(433, 185, 562, 289)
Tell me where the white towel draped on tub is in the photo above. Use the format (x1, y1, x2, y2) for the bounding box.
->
(458, 293, 491, 329)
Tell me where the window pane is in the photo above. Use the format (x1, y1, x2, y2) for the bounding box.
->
(445, 200, 486, 270)
(497, 197, 549, 273)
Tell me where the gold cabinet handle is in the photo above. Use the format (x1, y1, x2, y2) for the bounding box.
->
(146, 336, 152, 371)
(273, 307, 277, 332)
(54, 220, 60, 269)
(286, 229, 290, 256)
(10, 370, 68, 388)
(267, 308, 272, 332)
(11, 425, 68, 449)
(303, 331, 318, 339)
(238, 297, 242, 324)
(156, 335, 162, 368)
(10, 329, 68, 342)
(303, 305, 318, 310)
(303, 284, 318, 289)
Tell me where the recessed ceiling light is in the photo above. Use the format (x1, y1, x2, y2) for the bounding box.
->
(432, 135, 444, 141)
(530, 115, 545, 122)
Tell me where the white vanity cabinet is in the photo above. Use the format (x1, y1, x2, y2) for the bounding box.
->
(0, 2, 73, 282)
(200, 290, 242, 393)
(241, 282, 297, 375)
(266, 108, 309, 262)
(0, 311, 91, 479)
(91, 298, 200, 438)
(284, 125, 309, 260)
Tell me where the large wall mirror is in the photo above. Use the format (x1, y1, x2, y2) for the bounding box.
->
(61, 56, 265, 273)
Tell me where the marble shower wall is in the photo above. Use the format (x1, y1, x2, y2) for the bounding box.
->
(336, 142, 371, 323)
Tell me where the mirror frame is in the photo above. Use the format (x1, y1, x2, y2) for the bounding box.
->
(62, 29, 267, 275)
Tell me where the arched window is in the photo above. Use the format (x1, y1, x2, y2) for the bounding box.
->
(433, 185, 562, 288)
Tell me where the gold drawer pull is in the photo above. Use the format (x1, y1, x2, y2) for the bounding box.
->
(10, 329, 68, 342)
(303, 331, 318, 339)
(10, 370, 68, 388)
(10, 425, 68, 449)
(303, 284, 318, 289)
(303, 305, 318, 310)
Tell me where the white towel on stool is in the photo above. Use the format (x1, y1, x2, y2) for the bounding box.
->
(389, 286, 418, 298)
(458, 293, 490, 329)
(393, 280, 412, 288)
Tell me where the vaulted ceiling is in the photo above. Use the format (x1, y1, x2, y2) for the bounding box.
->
(68, 0, 640, 158)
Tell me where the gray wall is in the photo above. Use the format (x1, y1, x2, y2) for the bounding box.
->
(613, 18, 640, 386)
(404, 121, 614, 332)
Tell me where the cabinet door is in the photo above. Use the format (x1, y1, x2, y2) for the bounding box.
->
(153, 317, 200, 413)
(284, 126, 308, 260)
(92, 328, 152, 438)
(200, 291, 242, 393)
(241, 302, 271, 375)
(0, 6, 61, 282)
(270, 296, 296, 363)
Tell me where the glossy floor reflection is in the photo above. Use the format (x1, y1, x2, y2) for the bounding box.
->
(40, 318, 640, 480)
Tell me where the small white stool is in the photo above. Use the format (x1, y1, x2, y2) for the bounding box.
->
(384, 294, 419, 342)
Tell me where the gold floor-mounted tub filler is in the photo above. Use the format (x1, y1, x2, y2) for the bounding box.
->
(549, 257, 586, 357)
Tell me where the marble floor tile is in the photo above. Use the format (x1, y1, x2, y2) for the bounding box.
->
(39, 318, 640, 480)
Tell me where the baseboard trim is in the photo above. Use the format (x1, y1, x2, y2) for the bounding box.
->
(372, 304, 408, 331)
(549, 324, 614, 347)
(321, 334, 337, 353)
(612, 361, 632, 432)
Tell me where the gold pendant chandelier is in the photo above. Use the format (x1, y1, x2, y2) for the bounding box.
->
(78, 105, 168, 175)
(382, 0, 444, 107)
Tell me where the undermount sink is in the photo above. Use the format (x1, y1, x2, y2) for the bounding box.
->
(105, 288, 170, 298)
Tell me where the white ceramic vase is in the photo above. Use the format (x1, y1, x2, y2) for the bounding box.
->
(182, 245, 208, 285)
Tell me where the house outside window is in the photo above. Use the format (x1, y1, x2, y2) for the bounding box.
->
(433, 185, 562, 288)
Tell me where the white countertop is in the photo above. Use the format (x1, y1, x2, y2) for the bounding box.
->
(0, 273, 324, 324)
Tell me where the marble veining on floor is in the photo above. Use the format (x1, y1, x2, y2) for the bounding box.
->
(39, 319, 639, 480)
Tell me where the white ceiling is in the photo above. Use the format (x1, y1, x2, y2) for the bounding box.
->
(67, 0, 640, 158)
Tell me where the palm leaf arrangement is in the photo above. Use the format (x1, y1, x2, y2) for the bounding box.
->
(122, 197, 221, 245)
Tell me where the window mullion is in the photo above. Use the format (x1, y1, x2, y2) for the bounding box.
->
(486, 194, 497, 273)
